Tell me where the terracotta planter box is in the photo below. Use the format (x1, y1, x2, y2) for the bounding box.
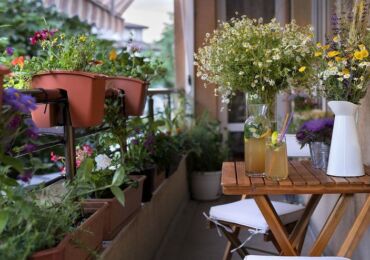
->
(130, 166, 158, 202)
(0, 65, 10, 108)
(84, 175, 146, 240)
(153, 168, 166, 190)
(31, 71, 106, 128)
(29, 202, 107, 260)
(105, 77, 148, 116)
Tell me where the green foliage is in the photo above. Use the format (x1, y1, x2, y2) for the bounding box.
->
(92, 47, 167, 82)
(185, 114, 228, 172)
(0, 0, 92, 56)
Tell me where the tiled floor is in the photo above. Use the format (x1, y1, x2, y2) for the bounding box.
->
(154, 196, 278, 260)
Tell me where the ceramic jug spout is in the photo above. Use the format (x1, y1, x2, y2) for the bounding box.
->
(328, 101, 358, 116)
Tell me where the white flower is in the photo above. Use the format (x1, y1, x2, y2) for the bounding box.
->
(95, 154, 112, 171)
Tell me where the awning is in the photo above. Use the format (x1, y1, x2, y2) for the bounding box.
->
(42, 0, 134, 33)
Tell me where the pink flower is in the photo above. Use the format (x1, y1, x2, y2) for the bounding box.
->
(50, 152, 58, 162)
(83, 144, 93, 156)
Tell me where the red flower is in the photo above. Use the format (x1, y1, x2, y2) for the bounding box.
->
(11, 56, 24, 68)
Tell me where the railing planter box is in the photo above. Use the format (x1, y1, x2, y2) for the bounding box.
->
(153, 168, 166, 190)
(105, 77, 148, 116)
(84, 175, 146, 241)
(29, 202, 108, 260)
(0, 65, 10, 108)
(31, 71, 106, 128)
(131, 165, 161, 202)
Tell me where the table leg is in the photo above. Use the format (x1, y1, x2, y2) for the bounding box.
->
(254, 195, 298, 256)
(290, 194, 323, 252)
(309, 193, 352, 256)
(337, 194, 370, 258)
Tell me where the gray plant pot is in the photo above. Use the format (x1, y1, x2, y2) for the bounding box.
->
(190, 171, 221, 201)
(309, 142, 330, 170)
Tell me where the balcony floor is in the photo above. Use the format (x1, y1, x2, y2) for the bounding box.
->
(154, 196, 279, 260)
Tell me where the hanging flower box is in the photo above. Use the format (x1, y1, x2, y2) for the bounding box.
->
(105, 77, 149, 116)
(83, 175, 146, 240)
(29, 202, 107, 260)
(31, 71, 106, 128)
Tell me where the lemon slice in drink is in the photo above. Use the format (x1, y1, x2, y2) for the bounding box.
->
(271, 131, 278, 145)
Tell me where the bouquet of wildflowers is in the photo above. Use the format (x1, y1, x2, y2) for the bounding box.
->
(316, 0, 370, 104)
(296, 118, 334, 148)
(194, 16, 316, 106)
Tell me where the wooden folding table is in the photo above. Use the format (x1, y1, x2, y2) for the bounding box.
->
(221, 160, 370, 257)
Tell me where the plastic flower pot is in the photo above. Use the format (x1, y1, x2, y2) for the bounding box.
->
(84, 175, 146, 241)
(0, 65, 10, 108)
(29, 202, 108, 260)
(130, 166, 158, 202)
(105, 77, 148, 116)
(31, 71, 106, 128)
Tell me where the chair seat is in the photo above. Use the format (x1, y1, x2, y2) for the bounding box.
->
(244, 256, 351, 260)
(209, 199, 304, 233)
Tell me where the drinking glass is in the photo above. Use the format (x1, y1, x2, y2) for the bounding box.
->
(265, 138, 289, 181)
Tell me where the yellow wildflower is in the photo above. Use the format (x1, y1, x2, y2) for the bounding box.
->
(316, 42, 322, 48)
(109, 49, 117, 61)
(342, 68, 350, 75)
(355, 50, 364, 60)
(335, 56, 343, 62)
(314, 51, 322, 57)
(361, 49, 369, 58)
(328, 51, 340, 58)
(359, 44, 366, 50)
(298, 66, 306, 72)
(322, 45, 330, 50)
(328, 61, 334, 67)
(79, 35, 87, 42)
(333, 35, 340, 43)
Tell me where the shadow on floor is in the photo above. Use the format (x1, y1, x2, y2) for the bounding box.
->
(154, 196, 278, 260)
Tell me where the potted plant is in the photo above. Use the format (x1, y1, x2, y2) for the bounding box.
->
(315, 0, 370, 177)
(186, 114, 228, 201)
(95, 47, 166, 116)
(16, 30, 107, 128)
(296, 118, 334, 170)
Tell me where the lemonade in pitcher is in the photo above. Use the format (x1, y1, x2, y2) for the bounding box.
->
(244, 104, 271, 176)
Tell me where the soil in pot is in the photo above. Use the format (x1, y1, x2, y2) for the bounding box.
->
(84, 175, 146, 240)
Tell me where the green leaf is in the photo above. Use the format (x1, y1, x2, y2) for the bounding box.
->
(112, 166, 126, 187)
(77, 158, 94, 181)
(0, 154, 24, 173)
(110, 186, 125, 206)
(0, 211, 9, 234)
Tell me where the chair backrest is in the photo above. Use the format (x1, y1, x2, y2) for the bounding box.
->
(286, 134, 310, 158)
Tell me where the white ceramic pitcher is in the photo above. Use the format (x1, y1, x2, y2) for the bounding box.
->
(327, 101, 364, 177)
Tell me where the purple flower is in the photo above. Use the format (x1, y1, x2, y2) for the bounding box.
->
(8, 115, 22, 129)
(131, 139, 139, 145)
(3, 88, 37, 114)
(302, 118, 334, 132)
(18, 171, 33, 183)
(22, 143, 36, 153)
(296, 118, 334, 147)
(6, 46, 14, 56)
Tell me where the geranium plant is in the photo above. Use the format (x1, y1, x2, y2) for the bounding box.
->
(296, 118, 334, 148)
(316, 0, 370, 104)
(194, 17, 317, 106)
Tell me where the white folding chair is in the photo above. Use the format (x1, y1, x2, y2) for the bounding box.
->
(244, 257, 350, 260)
(206, 135, 310, 260)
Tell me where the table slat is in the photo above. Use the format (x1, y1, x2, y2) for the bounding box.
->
(291, 161, 320, 185)
(250, 176, 265, 187)
(301, 161, 335, 186)
(235, 162, 251, 186)
(288, 164, 306, 186)
(221, 162, 237, 186)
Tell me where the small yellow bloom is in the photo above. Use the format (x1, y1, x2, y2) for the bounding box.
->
(298, 66, 306, 72)
(314, 51, 322, 57)
(354, 50, 364, 60)
(109, 49, 117, 61)
(335, 56, 343, 62)
(316, 42, 322, 48)
(328, 51, 340, 58)
(342, 68, 350, 75)
(359, 44, 366, 50)
(361, 49, 369, 58)
(328, 61, 334, 67)
(333, 35, 340, 43)
(79, 35, 87, 42)
(322, 44, 330, 50)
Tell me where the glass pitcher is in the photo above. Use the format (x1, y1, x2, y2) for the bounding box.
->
(244, 104, 271, 175)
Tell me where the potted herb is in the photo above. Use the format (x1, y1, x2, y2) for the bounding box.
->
(96, 47, 166, 116)
(24, 30, 107, 128)
(296, 117, 334, 170)
(186, 114, 228, 201)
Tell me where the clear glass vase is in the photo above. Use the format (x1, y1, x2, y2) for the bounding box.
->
(244, 103, 271, 176)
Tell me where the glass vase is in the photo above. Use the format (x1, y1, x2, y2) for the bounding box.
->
(244, 102, 271, 176)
